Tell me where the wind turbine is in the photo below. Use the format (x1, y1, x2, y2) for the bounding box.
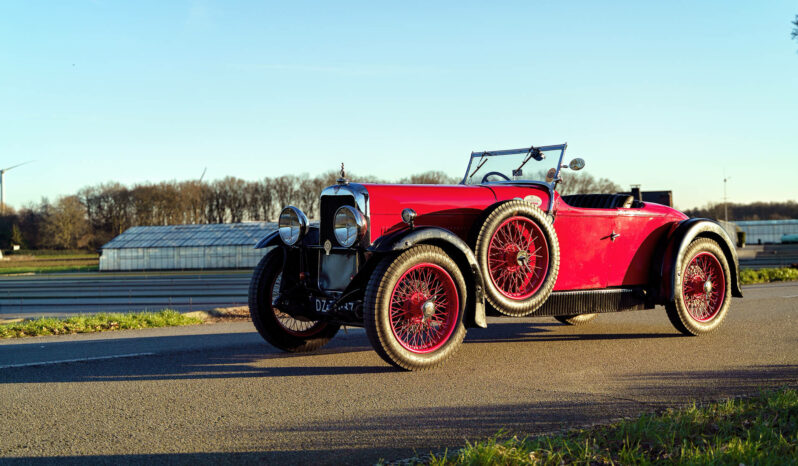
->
(0, 161, 33, 214)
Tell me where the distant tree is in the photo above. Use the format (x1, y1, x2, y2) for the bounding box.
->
(296, 175, 321, 220)
(179, 180, 208, 224)
(16, 206, 46, 249)
(244, 180, 273, 222)
(398, 171, 459, 184)
(793, 14, 798, 42)
(684, 200, 798, 221)
(10, 224, 25, 248)
(271, 175, 299, 216)
(43, 196, 90, 249)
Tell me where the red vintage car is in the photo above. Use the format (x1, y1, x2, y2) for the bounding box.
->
(249, 144, 742, 370)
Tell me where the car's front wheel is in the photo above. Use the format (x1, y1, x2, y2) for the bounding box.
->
(665, 238, 732, 335)
(248, 249, 340, 352)
(364, 245, 467, 371)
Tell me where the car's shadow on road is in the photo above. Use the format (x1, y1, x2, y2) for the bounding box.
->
(464, 319, 682, 343)
(2, 320, 685, 385)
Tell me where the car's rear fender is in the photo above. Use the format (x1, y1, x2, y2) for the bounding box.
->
(368, 226, 487, 328)
(656, 218, 743, 302)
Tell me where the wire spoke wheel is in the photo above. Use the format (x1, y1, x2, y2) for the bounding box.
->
(681, 252, 725, 322)
(665, 238, 732, 336)
(248, 249, 339, 352)
(389, 263, 459, 353)
(270, 272, 323, 337)
(487, 216, 549, 299)
(474, 201, 559, 317)
(364, 245, 467, 371)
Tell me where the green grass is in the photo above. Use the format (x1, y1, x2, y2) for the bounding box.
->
(0, 264, 99, 274)
(421, 388, 798, 465)
(740, 267, 798, 285)
(3, 249, 94, 257)
(0, 253, 99, 274)
(0, 310, 203, 338)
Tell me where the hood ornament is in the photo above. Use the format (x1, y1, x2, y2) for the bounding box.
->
(337, 162, 349, 185)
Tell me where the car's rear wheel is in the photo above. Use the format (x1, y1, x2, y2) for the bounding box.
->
(364, 245, 467, 371)
(248, 249, 340, 352)
(554, 314, 598, 326)
(475, 200, 559, 316)
(666, 238, 732, 335)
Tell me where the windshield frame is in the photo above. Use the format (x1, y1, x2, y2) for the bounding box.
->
(460, 143, 568, 187)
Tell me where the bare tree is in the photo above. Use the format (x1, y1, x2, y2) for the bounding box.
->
(244, 180, 273, 221)
(42, 196, 90, 249)
(398, 171, 459, 184)
(271, 175, 299, 216)
(205, 180, 229, 224)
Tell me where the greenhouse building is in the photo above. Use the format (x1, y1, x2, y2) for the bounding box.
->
(99, 223, 276, 271)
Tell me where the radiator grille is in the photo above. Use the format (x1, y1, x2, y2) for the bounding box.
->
(320, 195, 356, 246)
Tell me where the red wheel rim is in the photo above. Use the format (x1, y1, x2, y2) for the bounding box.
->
(389, 263, 459, 354)
(487, 216, 549, 300)
(681, 252, 726, 322)
(270, 272, 325, 337)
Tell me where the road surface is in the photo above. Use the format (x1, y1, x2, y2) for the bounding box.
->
(0, 282, 796, 464)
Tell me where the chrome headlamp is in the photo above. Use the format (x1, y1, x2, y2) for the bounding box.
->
(333, 205, 367, 247)
(278, 206, 309, 246)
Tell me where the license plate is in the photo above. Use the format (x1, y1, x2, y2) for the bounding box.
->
(315, 298, 355, 314)
(315, 297, 335, 313)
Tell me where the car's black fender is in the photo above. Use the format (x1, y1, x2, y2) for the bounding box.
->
(656, 218, 743, 303)
(254, 226, 320, 249)
(368, 226, 487, 328)
(254, 231, 280, 249)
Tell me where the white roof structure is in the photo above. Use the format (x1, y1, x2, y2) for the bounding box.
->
(100, 223, 277, 271)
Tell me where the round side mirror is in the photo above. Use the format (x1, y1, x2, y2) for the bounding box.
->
(545, 167, 557, 183)
(568, 158, 585, 171)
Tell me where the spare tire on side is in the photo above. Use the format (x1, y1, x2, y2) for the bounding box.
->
(474, 200, 560, 316)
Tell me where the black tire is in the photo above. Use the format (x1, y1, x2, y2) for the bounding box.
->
(364, 245, 467, 371)
(665, 238, 732, 336)
(474, 200, 560, 316)
(248, 248, 340, 352)
(554, 314, 598, 326)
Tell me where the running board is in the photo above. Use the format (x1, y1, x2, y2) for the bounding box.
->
(534, 288, 652, 317)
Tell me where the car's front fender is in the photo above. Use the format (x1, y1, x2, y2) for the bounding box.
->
(254, 227, 320, 249)
(369, 226, 487, 328)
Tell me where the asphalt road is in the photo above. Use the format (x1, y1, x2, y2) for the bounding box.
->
(1, 282, 796, 465)
(0, 272, 252, 319)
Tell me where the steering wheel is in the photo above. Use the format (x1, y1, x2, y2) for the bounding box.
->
(481, 171, 511, 183)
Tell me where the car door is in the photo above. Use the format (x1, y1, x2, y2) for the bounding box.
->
(607, 209, 673, 286)
(552, 203, 615, 290)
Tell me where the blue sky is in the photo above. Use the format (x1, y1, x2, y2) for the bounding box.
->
(1, 1, 797, 211)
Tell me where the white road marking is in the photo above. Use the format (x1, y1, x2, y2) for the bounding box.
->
(783, 295, 798, 298)
(0, 352, 155, 369)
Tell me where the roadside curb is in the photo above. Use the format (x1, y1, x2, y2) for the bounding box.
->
(182, 306, 249, 321)
(0, 318, 24, 325)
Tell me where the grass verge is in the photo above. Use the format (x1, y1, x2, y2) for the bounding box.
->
(0, 264, 99, 274)
(740, 267, 798, 285)
(0, 310, 203, 338)
(0, 253, 99, 275)
(422, 388, 797, 465)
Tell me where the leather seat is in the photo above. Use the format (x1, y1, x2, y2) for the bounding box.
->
(561, 194, 636, 209)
